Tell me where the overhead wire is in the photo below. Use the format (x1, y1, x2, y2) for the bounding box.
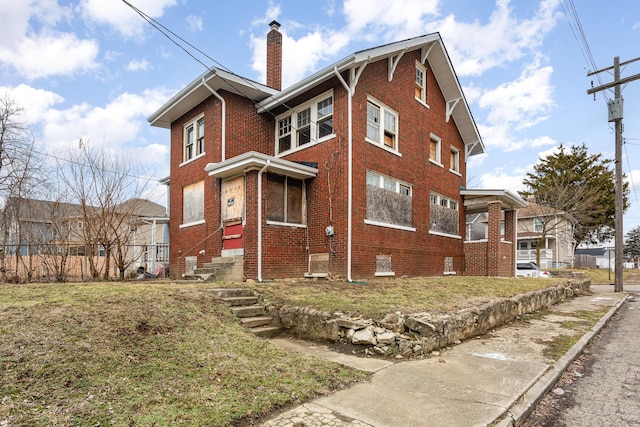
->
(121, 0, 345, 151)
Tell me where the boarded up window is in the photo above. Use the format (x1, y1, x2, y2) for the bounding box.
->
(366, 171, 412, 228)
(267, 174, 305, 224)
(430, 193, 458, 235)
(221, 176, 244, 222)
(376, 254, 393, 273)
(183, 181, 204, 225)
(267, 175, 285, 222)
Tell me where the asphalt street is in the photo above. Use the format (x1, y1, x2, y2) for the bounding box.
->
(523, 282, 640, 427)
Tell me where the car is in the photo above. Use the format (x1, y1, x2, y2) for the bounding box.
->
(516, 262, 551, 278)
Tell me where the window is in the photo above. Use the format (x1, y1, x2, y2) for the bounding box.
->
(267, 174, 305, 225)
(184, 115, 205, 162)
(450, 147, 460, 173)
(415, 61, 427, 103)
(429, 134, 441, 165)
(275, 91, 334, 154)
(366, 97, 399, 151)
(534, 218, 543, 232)
(365, 170, 412, 229)
(430, 192, 459, 235)
(182, 181, 204, 226)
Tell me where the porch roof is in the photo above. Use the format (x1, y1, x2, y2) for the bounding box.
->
(204, 151, 319, 180)
(461, 189, 527, 214)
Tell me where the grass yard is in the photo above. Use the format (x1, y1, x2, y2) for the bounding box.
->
(0, 282, 368, 427)
(246, 275, 566, 319)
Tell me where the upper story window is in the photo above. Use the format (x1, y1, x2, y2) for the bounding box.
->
(450, 147, 460, 173)
(534, 218, 544, 232)
(366, 97, 399, 152)
(429, 133, 442, 165)
(276, 90, 334, 155)
(415, 61, 427, 104)
(183, 114, 205, 163)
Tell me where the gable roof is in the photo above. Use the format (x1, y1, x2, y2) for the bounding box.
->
(257, 32, 484, 156)
(518, 200, 577, 223)
(148, 33, 485, 156)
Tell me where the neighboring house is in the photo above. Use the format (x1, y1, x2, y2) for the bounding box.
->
(516, 200, 576, 268)
(574, 247, 615, 270)
(149, 24, 525, 281)
(0, 197, 168, 280)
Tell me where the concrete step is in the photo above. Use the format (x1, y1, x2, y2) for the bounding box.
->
(240, 316, 272, 328)
(251, 326, 282, 338)
(210, 288, 254, 298)
(222, 296, 259, 306)
(231, 305, 266, 318)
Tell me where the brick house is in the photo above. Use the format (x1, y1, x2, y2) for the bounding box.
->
(149, 23, 525, 281)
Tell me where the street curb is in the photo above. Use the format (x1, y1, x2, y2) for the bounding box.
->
(493, 294, 627, 427)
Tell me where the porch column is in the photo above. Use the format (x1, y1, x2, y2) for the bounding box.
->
(487, 201, 502, 276)
(504, 209, 516, 277)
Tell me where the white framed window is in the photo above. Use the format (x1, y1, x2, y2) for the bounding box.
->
(366, 97, 399, 152)
(275, 90, 335, 155)
(430, 192, 459, 236)
(182, 180, 205, 227)
(429, 133, 442, 165)
(365, 170, 413, 230)
(449, 147, 460, 173)
(183, 114, 205, 163)
(415, 61, 427, 104)
(534, 218, 544, 232)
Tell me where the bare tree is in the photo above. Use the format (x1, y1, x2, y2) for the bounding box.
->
(0, 96, 51, 282)
(57, 143, 153, 280)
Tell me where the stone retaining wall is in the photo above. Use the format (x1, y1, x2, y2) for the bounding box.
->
(276, 278, 590, 358)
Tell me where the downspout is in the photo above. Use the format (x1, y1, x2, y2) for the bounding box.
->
(201, 76, 226, 162)
(334, 61, 368, 282)
(257, 160, 271, 282)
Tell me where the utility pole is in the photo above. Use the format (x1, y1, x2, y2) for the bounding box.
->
(587, 56, 640, 293)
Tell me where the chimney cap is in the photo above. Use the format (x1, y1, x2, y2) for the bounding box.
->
(269, 20, 281, 30)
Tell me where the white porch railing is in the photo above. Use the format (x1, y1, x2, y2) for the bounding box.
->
(517, 249, 553, 268)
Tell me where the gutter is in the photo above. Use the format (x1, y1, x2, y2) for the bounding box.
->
(333, 61, 368, 282)
(202, 76, 227, 162)
(257, 160, 271, 282)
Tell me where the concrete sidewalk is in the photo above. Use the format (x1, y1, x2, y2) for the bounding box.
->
(260, 285, 632, 427)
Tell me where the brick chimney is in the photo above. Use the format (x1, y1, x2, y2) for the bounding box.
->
(266, 20, 282, 90)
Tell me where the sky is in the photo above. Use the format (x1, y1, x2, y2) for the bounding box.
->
(2, 0, 640, 237)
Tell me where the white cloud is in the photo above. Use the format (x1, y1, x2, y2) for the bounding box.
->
(0, 1, 99, 79)
(479, 168, 526, 192)
(0, 84, 65, 127)
(187, 15, 203, 33)
(435, 0, 561, 76)
(251, 28, 350, 88)
(78, 0, 178, 39)
(343, 0, 439, 41)
(126, 58, 151, 72)
(1, 32, 100, 80)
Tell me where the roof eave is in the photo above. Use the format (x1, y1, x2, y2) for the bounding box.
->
(205, 151, 319, 180)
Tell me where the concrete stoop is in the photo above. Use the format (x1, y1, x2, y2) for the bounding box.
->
(185, 256, 244, 282)
(211, 288, 281, 338)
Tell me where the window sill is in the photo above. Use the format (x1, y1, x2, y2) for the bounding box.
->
(180, 152, 206, 167)
(266, 220, 307, 229)
(444, 271, 457, 275)
(428, 159, 443, 168)
(449, 169, 462, 177)
(180, 219, 205, 229)
(375, 271, 395, 277)
(276, 134, 336, 157)
(415, 97, 430, 109)
(428, 230, 462, 239)
(365, 219, 416, 232)
(365, 138, 402, 157)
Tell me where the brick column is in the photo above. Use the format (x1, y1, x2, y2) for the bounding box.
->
(504, 209, 516, 276)
(487, 201, 502, 276)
